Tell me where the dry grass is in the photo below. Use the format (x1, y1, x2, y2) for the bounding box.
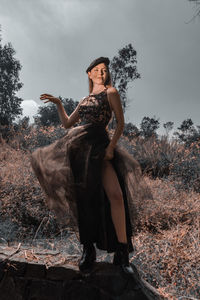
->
(0, 141, 61, 241)
(131, 176, 200, 299)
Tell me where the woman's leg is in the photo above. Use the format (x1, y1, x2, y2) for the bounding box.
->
(101, 160, 127, 244)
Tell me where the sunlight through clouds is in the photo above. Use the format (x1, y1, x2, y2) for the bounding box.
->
(20, 100, 39, 123)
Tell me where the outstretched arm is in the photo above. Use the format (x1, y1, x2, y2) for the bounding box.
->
(40, 93, 80, 129)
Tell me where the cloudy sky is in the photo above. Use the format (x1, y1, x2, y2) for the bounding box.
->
(0, 0, 199, 135)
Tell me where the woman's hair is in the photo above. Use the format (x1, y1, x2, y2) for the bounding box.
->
(88, 64, 113, 94)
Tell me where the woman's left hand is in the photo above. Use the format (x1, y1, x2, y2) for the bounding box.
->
(104, 145, 114, 160)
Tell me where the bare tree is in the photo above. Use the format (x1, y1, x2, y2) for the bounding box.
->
(188, 0, 200, 21)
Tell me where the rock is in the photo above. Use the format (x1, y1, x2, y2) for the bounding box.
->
(0, 243, 164, 300)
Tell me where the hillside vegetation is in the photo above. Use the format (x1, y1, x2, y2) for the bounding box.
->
(0, 125, 199, 299)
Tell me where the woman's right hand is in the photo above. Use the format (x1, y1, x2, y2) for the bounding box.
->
(40, 93, 61, 105)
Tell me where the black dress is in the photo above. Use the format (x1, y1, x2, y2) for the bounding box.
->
(30, 87, 152, 253)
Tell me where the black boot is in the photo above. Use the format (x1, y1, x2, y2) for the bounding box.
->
(78, 243, 96, 273)
(113, 242, 135, 277)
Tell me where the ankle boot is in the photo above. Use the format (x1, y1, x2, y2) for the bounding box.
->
(78, 243, 96, 272)
(113, 242, 135, 277)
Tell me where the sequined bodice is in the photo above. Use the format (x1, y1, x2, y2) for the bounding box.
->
(78, 88, 112, 127)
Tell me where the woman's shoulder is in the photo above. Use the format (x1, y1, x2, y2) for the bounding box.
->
(106, 86, 122, 111)
(106, 86, 119, 96)
(106, 86, 120, 102)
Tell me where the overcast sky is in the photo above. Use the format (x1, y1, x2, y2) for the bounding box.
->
(0, 0, 199, 135)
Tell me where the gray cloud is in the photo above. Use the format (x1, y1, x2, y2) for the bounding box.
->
(0, 0, 199, 135)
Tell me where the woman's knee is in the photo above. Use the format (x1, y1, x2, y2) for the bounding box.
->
(108, 189, 124, 207)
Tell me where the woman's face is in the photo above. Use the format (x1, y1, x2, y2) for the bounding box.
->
(88, 63, 108, 85)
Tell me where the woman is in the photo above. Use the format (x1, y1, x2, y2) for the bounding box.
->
(31, 56, 151, 276)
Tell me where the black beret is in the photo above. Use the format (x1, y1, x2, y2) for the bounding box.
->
(86, 56, 110, 73)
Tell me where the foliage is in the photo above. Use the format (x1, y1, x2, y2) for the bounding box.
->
(34, 97, 79, 127)
(163, 121, 174, 135)
(119, 132, 200, 193)
(120, 134, 179, 178)
(169, 141, 200, 192)
(110, 43, 140, 112)
(0, 116, 31, 142)
(173, 118, 200, 147)
(0, 28, 23, 126)
(123, 122, 140, 140)
(140, 116, 160, 139)
(14, 116, 30, 131)
(8, 124, 66, 152)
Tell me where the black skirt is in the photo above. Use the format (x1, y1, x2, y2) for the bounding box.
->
(30, 123, 152, 253)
